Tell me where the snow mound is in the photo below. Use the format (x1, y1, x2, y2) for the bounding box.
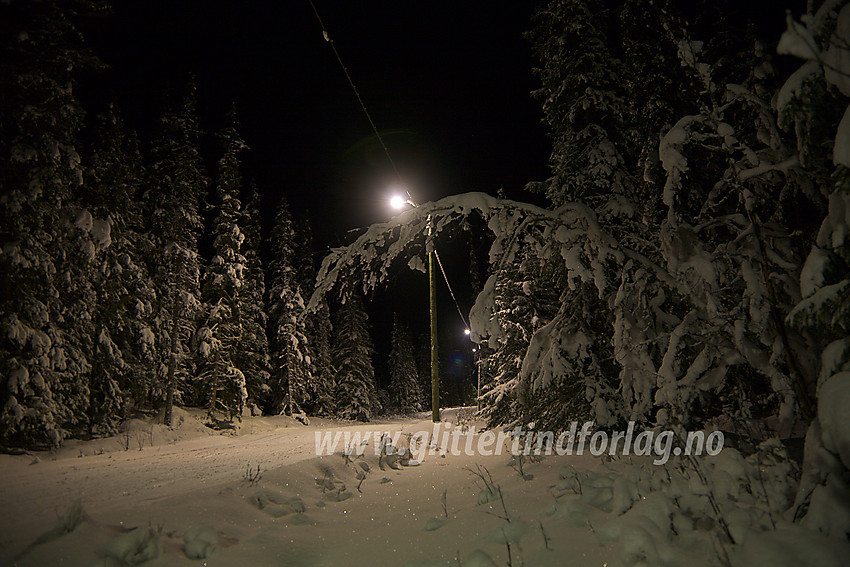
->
(103, 527, 162, 566)
(169, 406, 218, 434)
(182, 524, 217, 559)
(462, 549, 498, 567)
(732, 528, 850, 567)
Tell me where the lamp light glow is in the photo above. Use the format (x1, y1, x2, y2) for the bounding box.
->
(464, 328, 471, 336)
(390, 194, 408, 209)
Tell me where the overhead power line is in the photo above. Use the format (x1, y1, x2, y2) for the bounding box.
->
(307, 0, 402, 184)
(307, 0, 471, 331)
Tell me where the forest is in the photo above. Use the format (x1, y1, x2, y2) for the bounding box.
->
(0, 0, 458, 448)
(2, 0, 849, 527)
(3, 0, 850, 563)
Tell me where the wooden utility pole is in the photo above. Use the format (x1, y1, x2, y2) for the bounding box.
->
(429, 216, 440, 422)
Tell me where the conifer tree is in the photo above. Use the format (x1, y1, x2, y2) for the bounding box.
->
(526, 0, 634, 206)
(292, 214, 317, 294)
(235, 184, 271, 412)
(196, 109, 248, 421)
(479, 249, 565, 426)
(0, 0, 101, 446)
(305, 301, 336, 416)
(387, 314, 420, 414)
(267, 197, 311, 416)
(768, 1, 850, 535)
(332, 293, 378, 421)
(505, 0, 820, 429)
(292, 214, 334, 415)
(150, 81, 208, 426)
(84, 105, 158, 433)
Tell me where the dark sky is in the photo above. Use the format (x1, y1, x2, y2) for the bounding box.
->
(84, 1, 550, 238)
(82, 1, 552, 391)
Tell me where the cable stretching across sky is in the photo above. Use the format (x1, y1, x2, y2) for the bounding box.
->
(307, 0, 470, 332)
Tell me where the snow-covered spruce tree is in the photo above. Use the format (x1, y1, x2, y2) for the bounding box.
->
(777, 3, 850, 545)
(622, 0, 847, 432)
(292, 213, 317, 295)
(523, 0, 670, 426)
(149, 81, 208, 426)
(521, 0, 822, 429)
(479, 262, 531, 427)
(83, 104, 159, 434)
(291, 214, 334, 415)
(332, 293, 378, 421)
(525, 0, 633, 206)
(196, 109, 249, 421)
(304, 300, 335, 416)
(267, 197, 311, 416)
(519, 0, 645, 427)
(234, 184, 271, 412)
(387, 314, 420, 414)
(480, 252, 574, 429)
(0, 0, 103, 447)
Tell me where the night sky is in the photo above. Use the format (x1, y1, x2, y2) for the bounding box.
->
(83, 1, 550, 231)
(80, 1, 552, 390)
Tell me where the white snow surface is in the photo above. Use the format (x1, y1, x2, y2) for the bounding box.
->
(0, 409, 607, 567)
(3, 408, 848, 567)
(816, 180, 850, 249)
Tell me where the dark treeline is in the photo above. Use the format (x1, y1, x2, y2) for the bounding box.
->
(0, 0, 426, 448)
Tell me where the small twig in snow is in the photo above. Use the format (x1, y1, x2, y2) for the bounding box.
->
(243, 464, 262, 486)
(539, 521, 551, 550)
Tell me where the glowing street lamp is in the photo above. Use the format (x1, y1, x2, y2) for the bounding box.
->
(390, 194, 409, 209)
(389, 192, 440, 422)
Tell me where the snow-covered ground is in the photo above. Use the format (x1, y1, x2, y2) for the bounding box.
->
(1, 408, 847, 567)
(0, 408, 605, 566)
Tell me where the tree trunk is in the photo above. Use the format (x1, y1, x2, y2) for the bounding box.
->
(164, 285, 181, 427)
(287, 346, 294, 417)
(429, 244, 439, 423)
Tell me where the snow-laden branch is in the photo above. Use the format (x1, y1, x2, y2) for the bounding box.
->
(779, 4, 850, 166)
(307, 192, 622, 339)
(306, 191, 636, 424)
(308, 192, 554, 311)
